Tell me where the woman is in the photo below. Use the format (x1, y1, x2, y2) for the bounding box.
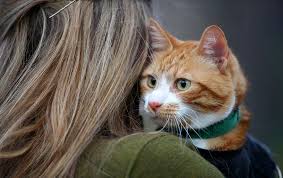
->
(0, 0, 223, 177)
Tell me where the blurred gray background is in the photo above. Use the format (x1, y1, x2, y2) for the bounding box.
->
(152, 0, 283, 167)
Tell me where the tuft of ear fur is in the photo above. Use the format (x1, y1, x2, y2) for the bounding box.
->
(198, 25, 229, 72)
(148, 18, 173, 53)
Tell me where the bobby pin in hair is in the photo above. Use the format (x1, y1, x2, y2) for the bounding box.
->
(49, 0, 77, 18)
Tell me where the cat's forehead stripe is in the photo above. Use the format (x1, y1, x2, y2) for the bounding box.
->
(156, 51, 187, 72)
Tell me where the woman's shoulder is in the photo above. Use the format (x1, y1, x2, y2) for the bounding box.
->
(75, 132, 224, 178)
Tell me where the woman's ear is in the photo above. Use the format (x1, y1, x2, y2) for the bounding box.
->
(198, 25, 229, 72)
(148, 18, 173, 53)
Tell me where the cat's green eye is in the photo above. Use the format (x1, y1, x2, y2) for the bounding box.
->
(147, 75, 157, 88)
(176, 79, 191, 91)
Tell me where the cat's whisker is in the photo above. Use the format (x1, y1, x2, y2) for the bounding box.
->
(182, 113, 210, 135)
(177, 116, 199, 151)
(157, 118, 170, 133)
(177, 115, 191, 132)
(177, 117, 190, 136)
(175, 118, 181, 137)
(182, 112, 203, 129)
(169, 118, 173, 134)
(190, 119, 210, 135)
(182, 107, 202, 126)
(174, 116, 182, 138)
(172, 118, 177, 135)
(182, 124, 190, 145)
(184, 107, 200, 120)
(180, 115, 204, 140)
(182, 110, 210, 134)
(179, 116, 195, 134)
(178, 112, 201, 131)
(175, 116, 186, 147)
(179, 121, 193, 147)
(187, 115, 204, 129)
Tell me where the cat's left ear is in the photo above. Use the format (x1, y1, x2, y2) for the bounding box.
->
(148, 18, 173, 53)
(198, 25, 229, 72)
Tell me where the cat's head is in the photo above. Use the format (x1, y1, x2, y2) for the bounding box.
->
(139, 19, 247, 129)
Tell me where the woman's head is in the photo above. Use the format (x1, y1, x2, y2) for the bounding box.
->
(0, 0, 150, 177)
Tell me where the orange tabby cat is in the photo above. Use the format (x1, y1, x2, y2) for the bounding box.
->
(139, 19, 250, 151)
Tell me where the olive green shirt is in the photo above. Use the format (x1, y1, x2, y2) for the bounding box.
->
(75, 132, 224, 178)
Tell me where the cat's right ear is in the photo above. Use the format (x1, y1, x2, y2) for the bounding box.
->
(148, 18, 173, 53)
(198, 25, 229, 72)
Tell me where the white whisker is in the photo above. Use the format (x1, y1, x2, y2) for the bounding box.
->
(157, 118, 170, 132)
(180, 115, 204, 140)
(177, 115, 199, 151)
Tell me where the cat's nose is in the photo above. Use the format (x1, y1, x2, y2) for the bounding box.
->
(148, 101, 162, 112)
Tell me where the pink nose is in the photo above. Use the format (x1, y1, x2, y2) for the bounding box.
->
(148, 101, 161, 112)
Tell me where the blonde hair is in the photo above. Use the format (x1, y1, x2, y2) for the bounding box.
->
(0, 0, 150, 177)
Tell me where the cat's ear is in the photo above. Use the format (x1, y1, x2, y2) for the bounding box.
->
(198, 25, 229, 72)
(149, 18, 173, 53)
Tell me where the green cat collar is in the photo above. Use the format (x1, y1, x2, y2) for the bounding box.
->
(162, 108, 240, 139)
(187, 108, 240, 139)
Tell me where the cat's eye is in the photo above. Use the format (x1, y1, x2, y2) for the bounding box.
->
(176, 79, 191, 91)
(147, 75, 157, 88)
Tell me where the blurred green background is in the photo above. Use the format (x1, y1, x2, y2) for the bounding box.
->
(152, 0, 283, 168)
